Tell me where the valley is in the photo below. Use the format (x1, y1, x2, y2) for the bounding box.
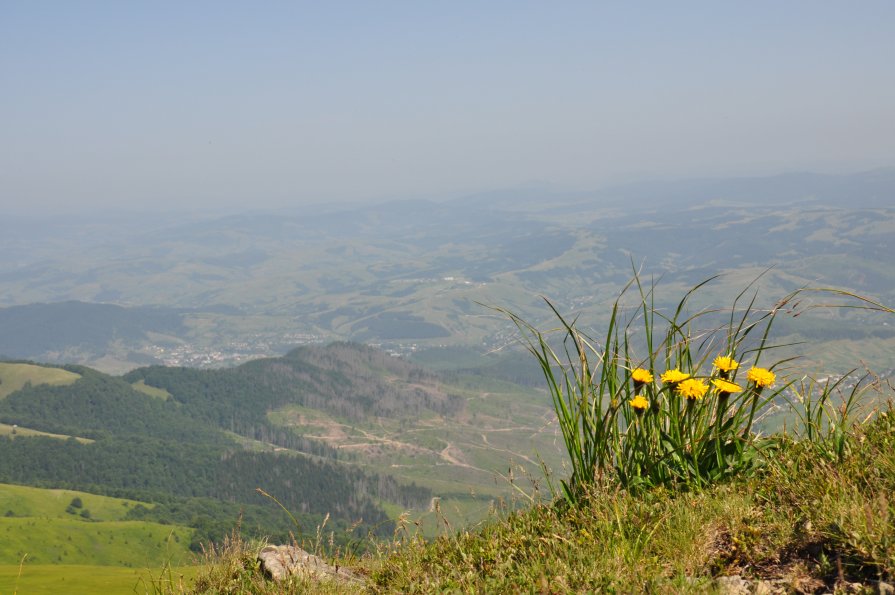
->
(1, 171, 894, 591)
(1, 171, 894, 378)
(0, 346, 564, 564)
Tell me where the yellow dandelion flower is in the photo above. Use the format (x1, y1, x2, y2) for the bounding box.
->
(713, 356, 739, 372)
(660, 369, 690, 384)
(676, 378, 708, 400)
(629, 395, 649, 413)
(712, 378, 742, 395)
(631, 368, 654, 384)
(746, 367, 776, 388)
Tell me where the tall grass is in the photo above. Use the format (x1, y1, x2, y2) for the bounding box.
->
(494, 272, 811, 502)
(786, 373, 864, 462)
(369, 407, 895, 592)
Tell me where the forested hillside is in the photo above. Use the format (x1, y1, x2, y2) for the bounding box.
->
(0, 345, 445, 550)
(125, 342, 463, 425)
(0, 301, 185, 359)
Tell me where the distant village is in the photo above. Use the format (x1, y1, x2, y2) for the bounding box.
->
(145, 332, 324, 368)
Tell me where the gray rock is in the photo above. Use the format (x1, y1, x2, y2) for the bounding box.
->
(716, 575, 750, 595)
(753, 580, 776, 595)
(258, 545, 363, 585)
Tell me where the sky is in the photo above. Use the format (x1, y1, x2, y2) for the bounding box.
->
(2, 1, 894, 213)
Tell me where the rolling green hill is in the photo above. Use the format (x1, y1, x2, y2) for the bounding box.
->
(0, 517, 192, 566)
(0, 484, 196, 594)
(0, 362, 80, 399)
(0, 482, 148, 521)
(0, 483, 194, 571)
(0, 344, 564, 551)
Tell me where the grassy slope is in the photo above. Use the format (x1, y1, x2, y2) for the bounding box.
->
(0, 483, 145, 520)
(131, 379, 172, 400)
(0, 368, 203, 592)
(185, 407, 895, 594)
(363, 409, 895, 593)
(0, 362, 80, 399)
(0, 564, 202, 595)
(0, 484, 195, 569)
(0, 517, 193, 566)
(0, 423, 93, 443)
(0, 363, 94, 442)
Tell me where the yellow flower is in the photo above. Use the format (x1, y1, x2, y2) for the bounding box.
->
(629, 395, 650, 413)
(676, 378, 708, 400)
(746, 367, 776, 388)
(712, 378, 742, 395)
(713, 356, 739, 372)
(631, 368, 654, 384)
(660, 369, 690, 384)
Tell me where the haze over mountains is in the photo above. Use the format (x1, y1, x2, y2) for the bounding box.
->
(1, 169, 893, 587)
(3, 2, 892, 588)
(2, 169, 893, 375)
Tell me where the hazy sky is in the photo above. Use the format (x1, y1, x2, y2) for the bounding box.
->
(2, 2, 894, 212)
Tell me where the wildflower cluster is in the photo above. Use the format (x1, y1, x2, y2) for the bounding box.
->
(634, 357, 776, 415)
(615, 353, 782, 487)
(499, 272, 793, 501)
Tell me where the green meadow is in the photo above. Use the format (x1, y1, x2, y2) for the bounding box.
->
(0, 423, 93, 443)
(0, 516, 193, 566)
(0, 564, 202, 595)
(131, 379, 172, 400)
(0, 363, 80, 399)
(0, 484, 197, 592)
(0, 483, 147, 521)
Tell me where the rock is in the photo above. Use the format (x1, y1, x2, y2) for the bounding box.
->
(878, 581, 895, 595)
(826, 583, 868, 595)
(753, 580, 778, 595)
(257, 545, 363, 585)
(716, 575, 750, 595)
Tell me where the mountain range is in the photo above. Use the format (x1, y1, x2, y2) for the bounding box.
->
(1, 169, 893, 377)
